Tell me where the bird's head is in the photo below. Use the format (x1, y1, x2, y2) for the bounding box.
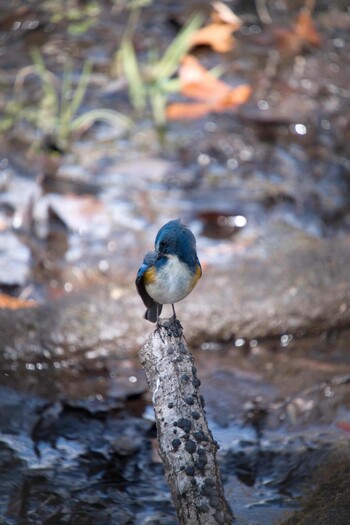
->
(155, 219, 197, 262)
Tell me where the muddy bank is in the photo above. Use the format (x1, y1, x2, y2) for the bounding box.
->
(281, 445, 350, 525)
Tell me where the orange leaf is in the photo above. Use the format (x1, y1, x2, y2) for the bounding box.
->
(294, 8, 321, 46)
(274, 8, 321, 54)
(179, 55, 231, 101)
(166, 102, 217, 120)
(0, 293, 37, 310)
(191, 23, 236, 53)
(219, 84, 253, 108)
(190, 1, 242, 53)
(337, 421, 350, 434)
(166, 56, 251, 120)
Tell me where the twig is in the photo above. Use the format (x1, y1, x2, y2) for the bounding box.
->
(139, 318, 234, 525)
(255, 0, 272, 25)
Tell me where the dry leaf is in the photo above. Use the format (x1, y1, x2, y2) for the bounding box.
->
(166, 55, 251, 120)
(337, 421, 350, 434)
(211, 1, 242, 26)
(274, 8, 321, 54)
(191, 23, 236, 53)
(0, 293, 37, 310)
(166, 102, 218, 120)
(190, 1, 242, 52)
(179, 55, 230, 100)
(294, 8, 321, 46)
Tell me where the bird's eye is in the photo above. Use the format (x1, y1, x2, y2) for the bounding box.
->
(159, 240, 165, 252)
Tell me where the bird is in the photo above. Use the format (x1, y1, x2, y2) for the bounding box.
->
(136, 219, 202, 323)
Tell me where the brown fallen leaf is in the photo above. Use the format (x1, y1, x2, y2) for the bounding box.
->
(337, 421, 350, 434)
(166, 55, 251, 120)
(190, 1, 242, 52)
(179, 55, 231, 100)
(190, 23, 237, 53)
(294, 8, 321, 46)
(167, 102, 219, 120)
(0, 293, 37, 310)
(274, 8, 321, 54)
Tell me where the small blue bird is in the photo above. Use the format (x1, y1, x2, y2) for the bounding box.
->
(136, 219, 202, 322)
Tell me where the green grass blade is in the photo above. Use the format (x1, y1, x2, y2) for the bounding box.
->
(153, 14, 203, 81)
(120, 39, 146, 111)
(59, 60, 93, 143)
(59, 58, 74, 137)
(30, 48, 60, 132)
(70, 108, 133, 133)
(68, 59, 93, 119)
(150, 88, 166, 129)
(161, 78, 181, 93)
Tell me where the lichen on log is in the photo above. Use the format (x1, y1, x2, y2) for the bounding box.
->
(139, 318, 234, 525)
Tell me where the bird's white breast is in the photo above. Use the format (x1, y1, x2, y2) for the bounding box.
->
(145, 254, 195, 305)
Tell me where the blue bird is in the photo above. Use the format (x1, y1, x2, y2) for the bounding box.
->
(136, 219, 202, 322)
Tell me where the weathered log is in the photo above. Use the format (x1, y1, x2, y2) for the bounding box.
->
(139, 318, 234, 525)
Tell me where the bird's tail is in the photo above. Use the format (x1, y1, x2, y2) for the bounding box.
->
(145, 302, 163, 323)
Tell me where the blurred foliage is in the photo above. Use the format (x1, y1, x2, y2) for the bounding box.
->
(2, 49, 131, 151)
(117, 14, 203, 129)
(42, 0, 101, 34)
(112, 0, 154, 8)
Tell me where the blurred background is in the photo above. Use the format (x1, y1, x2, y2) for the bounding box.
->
(0, 1, 350, 524)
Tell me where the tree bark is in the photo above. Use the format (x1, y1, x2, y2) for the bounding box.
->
(139, 318, 234, 525)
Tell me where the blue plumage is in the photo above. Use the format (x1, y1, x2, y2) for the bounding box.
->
(136, 219, 201, 323)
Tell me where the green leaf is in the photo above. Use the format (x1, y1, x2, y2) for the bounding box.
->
(70, 108, 133, 132)
(152, 14, 203, 81)
(67, 60, 93, 120)
(120, 39, 146, 111)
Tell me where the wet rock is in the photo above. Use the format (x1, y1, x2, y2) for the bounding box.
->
(46, 194, 111, 234)
(182, 223, 350, 342)
(1, 223, 350, 363)
(0, 231, 31, 286)
(221, 431, 347, 493)
(0, 383, 163, 525)
(112, 157, 181, 185)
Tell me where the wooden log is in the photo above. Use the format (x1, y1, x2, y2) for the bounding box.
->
(139, 318, 234, 525)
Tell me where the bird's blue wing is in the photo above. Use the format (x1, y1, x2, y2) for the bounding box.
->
(135, 251, 162, 322)
(136, 251, 157, 281)
(136, 251, 157, 293)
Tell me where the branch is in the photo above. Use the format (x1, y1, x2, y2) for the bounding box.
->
(255, 0, 272, 25)
(139, 318, 234, 525)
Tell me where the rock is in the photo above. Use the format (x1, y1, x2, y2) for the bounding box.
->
(281, 444, 350, 525)
(0, 223, 350, 360)
(182, 224, 350, 341)
(0, 231, 31, 286)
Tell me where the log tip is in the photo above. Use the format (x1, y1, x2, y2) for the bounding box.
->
(156, 317, 183, 338)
